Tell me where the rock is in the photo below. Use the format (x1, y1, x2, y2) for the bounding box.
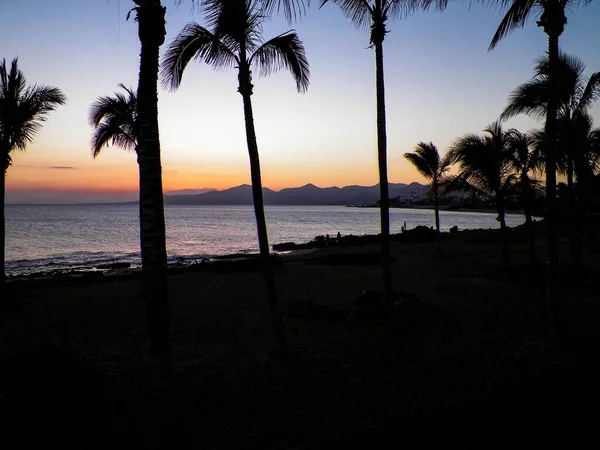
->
(95, 262, 131, 270)
(400, 225, 438, 242)
(272, 242, 298, 251)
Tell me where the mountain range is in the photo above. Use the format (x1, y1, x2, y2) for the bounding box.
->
(165, 182, 429, 206)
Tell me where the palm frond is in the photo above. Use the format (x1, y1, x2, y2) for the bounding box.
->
(441, 172, 493, 201)
(449, 133, 486, 163)
(500, 78, 550, 122)
(90, 122, 136, 158)
(502, 51, 596, 123)
(320, 0, 373, 32)
(489, 0, 537, 50)
(262, 0, 309, 23)
(0, 58, 26, 106)
(450, 123, 518, 200)
(576, 72, 600, 114)
(88, 85, 136, 158)
(161, 22, 238, 91)
(250, 30, 310, 93)
(0, 58, 66, 155)
(204, 0, 263, 52)
(385, 0, 432, 21)
(404, 152, 433, 179)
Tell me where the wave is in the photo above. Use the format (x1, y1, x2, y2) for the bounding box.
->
(5, 250, 219, 277)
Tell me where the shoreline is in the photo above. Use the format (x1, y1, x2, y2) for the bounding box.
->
(5, 225, 518, 283)
(346, 204, 529, 215)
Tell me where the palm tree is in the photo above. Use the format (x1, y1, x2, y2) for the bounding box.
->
(404, 142, 453, 232)
(503, 54, 600, 269)
(531, 112, 600, 266)
(0, 58, 66, 291)
(506, 129, 543, 266)
(448, 122, 518, 271)
(488, 0, 594, 330)
(500, 51, 600, 199)
(319, 0, 445, 301)
(161, 0, 310, 352)
(127, 0, 173, 373)
(88, 84, 137, 157)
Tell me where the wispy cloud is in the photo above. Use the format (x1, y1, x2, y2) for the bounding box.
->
(48, 166, 76, 170)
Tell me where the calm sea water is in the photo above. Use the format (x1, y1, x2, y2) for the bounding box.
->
(5, 204, 528, 276)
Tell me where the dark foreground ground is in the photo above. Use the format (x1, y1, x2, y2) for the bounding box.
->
(1, 222, 600, 449)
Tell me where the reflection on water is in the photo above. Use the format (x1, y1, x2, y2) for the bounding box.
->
(5, 204, 529, 275)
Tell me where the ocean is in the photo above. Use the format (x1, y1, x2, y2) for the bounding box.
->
(5, 204, 528, 276)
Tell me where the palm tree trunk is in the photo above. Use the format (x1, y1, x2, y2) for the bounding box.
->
(566, 158, 578, 265)
(497, 197, 510, 271)
(134, 0, 172, 373)
(545, 28, 561, 335)
(240, 83, 288, 353)
(433, 182, 440, 233)
(572, 174, 585, 269)
(522, 173, 538, 266)
(571, 153, 584, 269)
(374, 40, 393, 301)
(524, 205, 537, 266)
(1, 167, 5, 290)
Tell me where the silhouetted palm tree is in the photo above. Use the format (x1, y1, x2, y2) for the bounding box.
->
(448, 122, 518, 271)
(404, 142, 453, 232)
(0, 58, 66, 289)
(88, 84, 137, 157)
(127, 0, 173, 373)
(531, 112, 600, 266)
(488, 0, 594, 328)
(320, 0, 445, 301)
(506, 129, 543, 266)
(161, 0, 310, 352)
(500, 52, 600, 194)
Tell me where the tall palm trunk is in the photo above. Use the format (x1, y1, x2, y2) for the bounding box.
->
(541, 12, 563, 334)
(433, 181, 440, 233)
(135, 1, 172, 372)
(239, 64, 288, 352)
(496, 195, 510, 271)
(522, 173, 538, 266)
(572, 167, 586, 268)
(566, 157, 579, 265)
(1, 166, 5, 291)
(374, 39, 393, 301)
(571, 149, 584, 268)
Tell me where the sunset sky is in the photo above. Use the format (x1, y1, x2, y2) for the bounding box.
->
(1, 0, 600, 203)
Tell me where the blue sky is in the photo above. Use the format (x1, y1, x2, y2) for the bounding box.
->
(1, 0, 600, 203)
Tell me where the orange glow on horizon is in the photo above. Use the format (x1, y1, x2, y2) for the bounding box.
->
(7, 159, 426, 195)
(6, 141, 428, 199)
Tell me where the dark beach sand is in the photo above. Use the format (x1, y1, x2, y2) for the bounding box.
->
(1, 224, 600, 448)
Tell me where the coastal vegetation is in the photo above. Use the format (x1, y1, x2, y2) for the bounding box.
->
(403, 142, 453, 233)
(89, 84, 138, 158)
(487, 0, 596, 333)
(0, 58, 65, 294)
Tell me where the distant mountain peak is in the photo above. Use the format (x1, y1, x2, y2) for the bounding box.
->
(165, 181, 429, 206)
